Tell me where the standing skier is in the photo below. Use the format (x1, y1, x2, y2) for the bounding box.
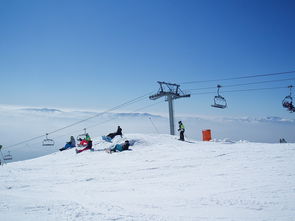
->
(178, 121, 185, 141)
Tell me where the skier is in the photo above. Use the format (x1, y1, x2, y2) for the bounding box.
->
(106, 140, 130, 153)
(178, 121, 185, 141)
(103, 126, 123, 142)
(76, 140, 93, 153)
(59, 136, 76, 151)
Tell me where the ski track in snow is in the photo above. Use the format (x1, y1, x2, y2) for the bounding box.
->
(0, 134, 295, 221)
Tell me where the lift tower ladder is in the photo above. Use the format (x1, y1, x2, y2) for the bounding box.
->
(149, 81, 190, 135)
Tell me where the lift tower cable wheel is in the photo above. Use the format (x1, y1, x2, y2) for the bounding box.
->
(149, 81, 190, 135)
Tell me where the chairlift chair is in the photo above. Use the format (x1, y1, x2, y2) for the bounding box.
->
(282, 95, 293, 108)
(282, 85, 294, 111)
(3, 151, 12, 161)
(42, 133, 55, 147)
(211, 85, 227, 109)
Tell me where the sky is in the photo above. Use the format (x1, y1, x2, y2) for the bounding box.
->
(0, 0, 295, 117)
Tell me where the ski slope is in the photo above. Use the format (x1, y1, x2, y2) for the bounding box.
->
(0, 134, 294, 220)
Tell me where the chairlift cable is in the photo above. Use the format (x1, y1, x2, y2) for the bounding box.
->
(17, 99, 165, 149)
(187, 77, 295, 91)
(4, 91, 154, 149)
(149, 117, 160, 134)
(191, 86, 288, 96)
(181, 70, 295, 84)
(52, 100, 165, 140)
(47, 95, 153, 140)
(47, 91, 153, 135)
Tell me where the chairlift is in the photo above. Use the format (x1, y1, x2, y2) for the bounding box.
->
(3, 151, 12, 161)
(42, 133, 55, 146)
(282, 85, 294, 112)
(77, 128, 87, 141)
(211, 85, 227, 109)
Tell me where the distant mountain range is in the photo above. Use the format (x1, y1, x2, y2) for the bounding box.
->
(21, 108, 62, 113)
(4, 105, 295, 124)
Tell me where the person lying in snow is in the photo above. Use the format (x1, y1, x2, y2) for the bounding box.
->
(103, 126, 123, 142)
(59, 136, 76, 151)
(76, 140, 93, 154)
(105, 140, 130, 153)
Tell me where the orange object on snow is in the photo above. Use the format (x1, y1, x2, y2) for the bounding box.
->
(202, 129, 212, 141)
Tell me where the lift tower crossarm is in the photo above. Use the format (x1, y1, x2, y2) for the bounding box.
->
(149, 81, 190, 135)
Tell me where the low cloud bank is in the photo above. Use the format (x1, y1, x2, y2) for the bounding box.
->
(0, 105, 294, 162)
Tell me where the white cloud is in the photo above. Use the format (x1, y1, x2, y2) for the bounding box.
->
(0, 104, 294, 162)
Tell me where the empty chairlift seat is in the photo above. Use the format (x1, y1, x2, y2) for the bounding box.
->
(42, 133, 55, 147)
(211, 85, 227, 109)
(3, 151, 13, 161)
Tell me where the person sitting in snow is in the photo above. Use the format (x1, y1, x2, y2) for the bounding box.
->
(78, 133, 91, 147)
(105, 140, 130, 153)
(59, 136, 76, 151)
(76, 139, 93, 154)
(103, 126, 123, 142)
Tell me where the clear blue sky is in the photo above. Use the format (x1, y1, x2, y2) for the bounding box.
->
(0, 0, 294, 118)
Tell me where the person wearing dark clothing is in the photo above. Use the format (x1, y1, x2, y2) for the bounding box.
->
(283, 101, 295, 112)
(60, 136, 76, 151)
(178, 121, 185, 141)
(116, 126, 122, 137)
(76, 140, 93, 153)
(106, 140, 130, 153)
(106, 132, 117, 139)
(287, 102, 295, 112)
(104, 126, 123, 140)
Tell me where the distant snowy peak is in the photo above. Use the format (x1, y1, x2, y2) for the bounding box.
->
(3, 105, 294, 123)
(21, 108, 62, 113)
(182, 115, 295, 124)
(19, 107, 163, 119)
(108, 112, 163, 118)
(239, 116, 295, 124)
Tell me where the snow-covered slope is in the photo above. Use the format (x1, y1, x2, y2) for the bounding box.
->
(0, 134, 294, 220)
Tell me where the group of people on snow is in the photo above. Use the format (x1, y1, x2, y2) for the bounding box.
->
(59, 121, 186, 154)
(59, 126, 131, 154)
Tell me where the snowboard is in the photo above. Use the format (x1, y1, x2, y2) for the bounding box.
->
(102, 136, 112, 143)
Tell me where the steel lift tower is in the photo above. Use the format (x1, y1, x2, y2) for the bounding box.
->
(149, 81, 190, 135)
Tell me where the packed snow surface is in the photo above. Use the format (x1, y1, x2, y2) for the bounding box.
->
(0, 134, 294, 220)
